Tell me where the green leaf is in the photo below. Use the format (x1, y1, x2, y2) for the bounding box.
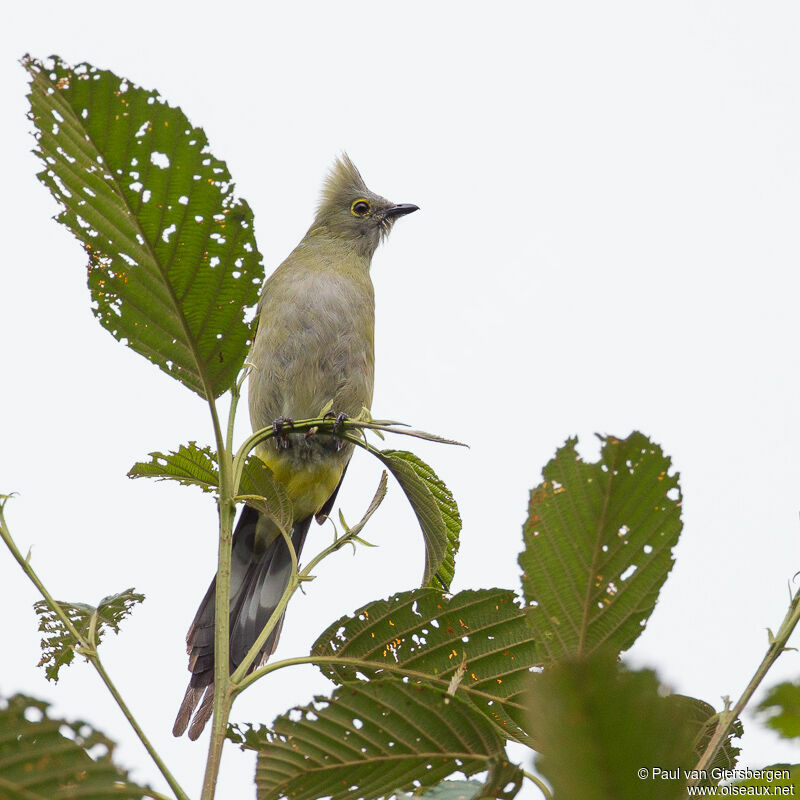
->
(238, 454, 294, 534)
(733, 764, 800, 790)
(311, 588, 536, 744)
(337, 471, 389, 541)
(676, 695, 742, 783)
(757, 680, 800, 739)
(128, 442, 292, 530)
(519, 432, 682, 661)
(528, 654, 698, 800)
(377, 450, 461, 590)
(243, 680, 513, 800)
(34, 589, 144, 681)
(25, 55, 262, 399)
(393, 779, 484, 800)
(128, 441, 218, 491)
(0, 693, 148, 799)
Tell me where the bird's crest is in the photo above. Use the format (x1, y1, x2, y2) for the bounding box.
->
(318, 153, 369, 214)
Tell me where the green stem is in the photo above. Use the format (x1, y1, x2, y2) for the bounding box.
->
(200, 396, 236, 800)
(92, 659, 190, 800)
(0, 499, 189, 800)
(235, 654, 523, 718)
(522, 770, 553, 800)
(687, 583, 800, 786)
(226, 367, 248, 457)
(204, 412, 458, 797)
(229, 528, 300, 685)
(231, 477, 388, 688)
(230, 416, 462, 497)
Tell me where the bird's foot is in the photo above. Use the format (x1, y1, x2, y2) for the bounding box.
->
(272, 417, 294, 450)
(323, 411, 349, 450)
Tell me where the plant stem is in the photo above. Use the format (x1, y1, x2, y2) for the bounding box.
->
(92, 659, 190, 800)
(235, 654, 521, 718)
(687, 582, 800, 786)
(522, 770, 553, 800)
(0, 499, 189, 800)
(199, 396, 236, 800)
(201, 412, 456, 798)
(230, 473, 386, 686)
(229, 529, 300, 685)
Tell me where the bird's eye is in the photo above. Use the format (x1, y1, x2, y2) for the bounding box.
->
(351, 199, 371, 217)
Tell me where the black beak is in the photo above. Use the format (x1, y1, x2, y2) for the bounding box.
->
(384, 203, 419, 219)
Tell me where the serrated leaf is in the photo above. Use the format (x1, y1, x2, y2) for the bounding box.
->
(238, 455, 293, 534)
(377, 450, 461, 590)
(34, 589, 144, 681)
(127, 442, 292, 531)
(247, 680, 511, 800)
(520, 432, 682, 661)
(128, 441, 218, 491)
(25, 55, 262, 399)
(676, 695, 742, 782)
(0, 694, 149, 799)
(757, 680, 800, 739)
(311, 588, 536, 744)
(528, 654, 698, 800)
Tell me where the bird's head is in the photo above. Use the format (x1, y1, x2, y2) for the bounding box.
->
(310, 154, 418, 256)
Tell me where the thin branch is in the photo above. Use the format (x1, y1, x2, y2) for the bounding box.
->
(0, 497, 189, 800)
(235, 654, 526, 719)
(687, 581, 800, 785)
(522, 770, 553, 800)
(231, 416, 463, 496)
(200, 392, 236, 800)
(229, 527, 300, 685)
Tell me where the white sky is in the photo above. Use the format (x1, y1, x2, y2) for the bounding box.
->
(2, 2, 800, 797)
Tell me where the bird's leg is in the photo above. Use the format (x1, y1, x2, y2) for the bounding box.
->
(272, 417, 294, 450)
(323, 411, 349, 451)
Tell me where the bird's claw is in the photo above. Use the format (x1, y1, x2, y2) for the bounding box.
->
(322, 411, 349, 450)
(273, 417, 294, 450)
(323, 411, 349, 433)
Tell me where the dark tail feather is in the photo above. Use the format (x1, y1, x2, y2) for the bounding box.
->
(173, 507, 312, 738)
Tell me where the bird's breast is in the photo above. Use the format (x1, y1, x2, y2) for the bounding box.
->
(247, 264, 376, 434)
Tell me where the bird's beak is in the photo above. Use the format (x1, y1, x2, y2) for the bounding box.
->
(384, 203, 419, 219)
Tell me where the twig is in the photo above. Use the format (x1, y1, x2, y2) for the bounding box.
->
(0, 497, 189, 800)
(687, 581, 800, 785)
(522, 770, 553, 800)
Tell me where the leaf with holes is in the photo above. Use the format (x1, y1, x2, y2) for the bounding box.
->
(242, 680, 515, 800)
(393, 779, 484, 800)
(34, 589, 144, 681)
(128, 441, 218, 492)
(311, 588, 536, 744)
(377, 450, 461, 590)
(128, 442, 292, 530)
(0, 693, 149, 798)
(25, 55, 262, 399)
(519, 432, 682, 661)
(528, 654, 699, 800)
(678, 695, 742, 782)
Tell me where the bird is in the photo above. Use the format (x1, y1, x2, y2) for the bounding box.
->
(173, 154, 418, 739)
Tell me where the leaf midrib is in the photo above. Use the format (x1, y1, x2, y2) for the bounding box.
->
(578, 441, 621, 654)
(32, 60, 218, 404)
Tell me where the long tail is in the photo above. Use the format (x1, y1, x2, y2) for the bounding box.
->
(173, 506, 312, 740)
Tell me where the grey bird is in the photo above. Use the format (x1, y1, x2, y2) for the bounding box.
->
(173, 155, 418, 739)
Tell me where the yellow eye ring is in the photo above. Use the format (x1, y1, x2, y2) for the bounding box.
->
(351, 199, 371, 217)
